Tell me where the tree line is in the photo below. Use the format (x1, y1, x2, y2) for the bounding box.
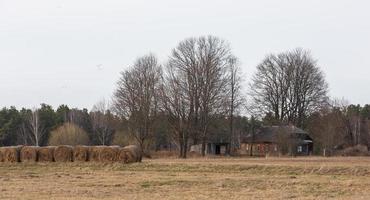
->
(0, 103, 119, 147)
(307, 102, 370, 155)
(1, 35, 367, 157)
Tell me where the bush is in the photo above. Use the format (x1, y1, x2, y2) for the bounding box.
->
(340, 145, 369, 156)
(49, 123, 89, 146)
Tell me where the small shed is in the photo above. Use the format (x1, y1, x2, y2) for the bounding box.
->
(189, 131, 230, 155)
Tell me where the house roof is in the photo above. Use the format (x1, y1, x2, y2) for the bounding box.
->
(242, 125, 312, 144)
(207, 130, 230, 144)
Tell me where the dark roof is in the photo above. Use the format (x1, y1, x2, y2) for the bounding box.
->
(207, 130, 230, 144)
(242, 125, 312, 144)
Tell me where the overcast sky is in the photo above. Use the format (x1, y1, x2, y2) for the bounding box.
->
(1, 0, 369, 110)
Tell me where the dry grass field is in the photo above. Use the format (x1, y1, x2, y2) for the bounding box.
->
(1, 157, 370, 200)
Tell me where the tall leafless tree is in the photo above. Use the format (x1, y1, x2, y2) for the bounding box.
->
(226, 56, 244, 154)
(91, 99, 115, 145)
(249, 48, 328, 127)
(113, 54, 162, 153)
(28, 108, 45, 146)
(18, 121, 29, 145)
(160, 66, 190, 158)
(165, 36, 236, 156)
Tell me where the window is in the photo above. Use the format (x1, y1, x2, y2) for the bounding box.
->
(297, 146, 303, 153)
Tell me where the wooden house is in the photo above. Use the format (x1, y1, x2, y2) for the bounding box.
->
(240, 125, 313, 156)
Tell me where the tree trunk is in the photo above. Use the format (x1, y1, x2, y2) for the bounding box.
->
(201, 139, 206, 156)
(183, 139, 188, 158)
(179, 140, 184, 158)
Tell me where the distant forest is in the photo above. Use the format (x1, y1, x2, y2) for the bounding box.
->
(1, 35, 369, 157)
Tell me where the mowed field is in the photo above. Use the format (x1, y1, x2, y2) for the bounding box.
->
(1, 157, 370, 200)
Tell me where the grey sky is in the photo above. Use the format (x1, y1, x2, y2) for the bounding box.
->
(1, 0, 370, 110)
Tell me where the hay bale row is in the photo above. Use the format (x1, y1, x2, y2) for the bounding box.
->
(0, 145, 142, 163)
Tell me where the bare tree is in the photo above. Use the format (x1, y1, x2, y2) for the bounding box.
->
(226, 56, 244, 154)
(160, 66, 190, 158)
(165, 35, 236, 156)
(18, 121, 29, 145)
(28, 108, 45, 146)
(250, 48, 328, 127)
(91, 99, 115, 145)
(307, 99, 351, 156)
(113, 54, 162, 153)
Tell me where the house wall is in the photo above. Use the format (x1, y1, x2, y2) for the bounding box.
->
(296, 143, 313, 156)
(190, 143, 228, 155)
(239, 143, 279, 156)
(208, 143, 228, 155)
(190, 144, 202, 154)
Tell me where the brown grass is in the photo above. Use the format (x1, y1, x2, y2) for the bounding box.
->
(150, 150, 179, 159)
(54, 145, 74, 162)
(2, 157, 370, 199)
(73, 146, 90, 162)
(20, 146, 39, 162)
(38, 146, 55, 162)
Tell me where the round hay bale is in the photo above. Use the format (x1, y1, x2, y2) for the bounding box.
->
(117, 148, 128, 163)
(73, 145, 90, 162)
(99, 146, 119, 162)
(0, 146, 22, 162)
(122, 145, 142, 163)
(88, 146, 119, 162)
(123, 149, 136, 163)
(54, 145, 73, 162)
(89, 146, 103, 162)
(38, 146, 56, 162)
(0, 148, 4, 162)
(20, 146, 39, 162)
